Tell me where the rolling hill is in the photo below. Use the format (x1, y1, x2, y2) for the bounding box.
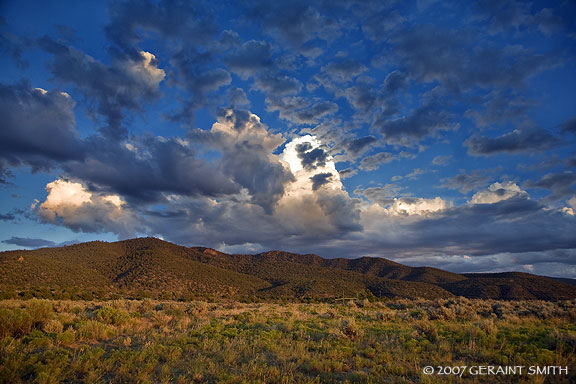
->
(1, 237, 574, 300)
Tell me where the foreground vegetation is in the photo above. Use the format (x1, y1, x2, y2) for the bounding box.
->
(0, 298, 574, 383)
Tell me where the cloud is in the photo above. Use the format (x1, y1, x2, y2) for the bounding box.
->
(310, 172, 334, 191)
(343, 84, 379, 115)
(401, 198, 576, 256)
(191, 109, 294, 213)
(384, 70, 408, 93)
(266, 96, 338, 125)
(475, 0, 564, 35)
(322, 59, 367, 83)
(344, 136, 377, 157)
(0, 21, 29, 68)
(359, 152, 396, 171)
(295, 142, 329, 171)
(398, 168, 426, 181)
(386, 197, 450, 216)
(168, 48, 231, 120)
(338, 168, 358, 179)
(239, 0, 341, 48)
(227, 87, 250, 107)
(391, 24, 551, 92)
(374, 102, 457, 146)
(360, 8, 406, 41)
(35, 179, 143, 237)
(2, 237, 55, 248)
(354, 184, 406, 206)
(525, 172, 576, 201)
(438, 169, 497, 193)
(0, 83, 83, 180)
(470, 181, 529, 204)
(432, 155, 452, 166)
(63, 136, 240, 203)
(253, 73, 302, 95)
(356, 196, 576, 263)
(105, 0, 216, 59)
(561, 117, 576, 135)
(465, 91, 536, 128)
(39, 37, 165, 139)
(0, 213, 16, 221)
(466, 128, 560, 155)
(225, 40, 275, 79)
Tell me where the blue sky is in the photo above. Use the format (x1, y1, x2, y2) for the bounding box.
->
(1, 0, 575, 277)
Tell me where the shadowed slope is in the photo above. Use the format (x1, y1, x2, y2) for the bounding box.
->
(1, 238, 575, 300)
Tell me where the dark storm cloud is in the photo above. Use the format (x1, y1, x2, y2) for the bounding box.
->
(391, 24, 550, 92)
(322, 59, 367, 83)
(253, 73, 302, 95)
(170, 49, 231, 94)
(561, 117, 576, 135)
(64, 136, 240, 203)
(219, 151, 293, 214)
(0, 213, 16, 221)
(0, 82, 83, 179)
(296, 142, 329, 171)
(190, 108, 295, 213)
(105, 0, 235, 123)
(360, 9, 406, 41)
(525, 172, 576, 201)
(168, 48, 231, 121)
(105, 0, 216, 59)
(310, 172, 333, 191)
(354, 184, 405, 206)
(404, 197, 576, 256)
(359, 152, 395, 171)
(339, 168, 358, 179)
(465, 91, 537, 128)
(438, 169, 496, 193)
(475, 0, 564, 35)
(38, 37, 164, 139)
(227, 88, 250, 107)
(224, 40, 275, 79)
(374, 103, 456, 146)
(346, 136, 377, 156)
(267, 96, 338, 125)
(0, 19, 29, 68)
(239, 0, 341, 48)
(2, 237, 56, 248)
(384, 70, 408, 93)
(294, 101, 338, 125)
(343, 84, 378, 114)
(466, 128, 560, 155)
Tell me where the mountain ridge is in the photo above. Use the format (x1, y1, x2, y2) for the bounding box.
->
(1, 237, 575, 300)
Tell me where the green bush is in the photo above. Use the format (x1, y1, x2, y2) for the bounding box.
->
(94, 306, 130, 325)
(0, 308, 33, 338)
(77, 320, 114, 341)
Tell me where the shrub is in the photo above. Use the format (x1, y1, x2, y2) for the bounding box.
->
(77, 320, 114, 341)
(94, 306, 130, 326)
(340, 317, 361, 340)
(56, 330, 75, 346)
(0, 308, 33, 338)
(413, 320, 438, 342)
(42, 319, 64, 334)
(186, 301, 209, 317)
(27, 300, 53, 328)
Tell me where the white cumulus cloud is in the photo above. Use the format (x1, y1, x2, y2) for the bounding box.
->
(469, 181, 528, 204)
(36, 179, 142, 237)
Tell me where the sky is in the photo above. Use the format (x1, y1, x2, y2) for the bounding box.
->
(1, 0, 575, 277)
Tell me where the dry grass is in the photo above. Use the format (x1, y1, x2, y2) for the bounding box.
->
(0, 298, 574, 383)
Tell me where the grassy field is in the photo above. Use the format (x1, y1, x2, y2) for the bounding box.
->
(0, 298, 574, 383)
